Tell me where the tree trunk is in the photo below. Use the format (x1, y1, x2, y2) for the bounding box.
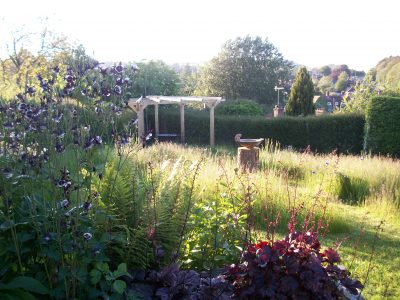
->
(237, 147, 260, 172)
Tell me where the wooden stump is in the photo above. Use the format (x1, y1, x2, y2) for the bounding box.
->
(237, 147, 260, 172)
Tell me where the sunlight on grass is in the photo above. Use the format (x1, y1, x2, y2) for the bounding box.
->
(132, 142, 400, 299)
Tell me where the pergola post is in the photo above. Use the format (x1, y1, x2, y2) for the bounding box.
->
(137, 106, 145, 139)
(210, 106, 215, 146)
(205, 100, 221, 147)
(180, 103, 185, 143)
(127, 97, 149, 143)
(155, 104, 159, 138)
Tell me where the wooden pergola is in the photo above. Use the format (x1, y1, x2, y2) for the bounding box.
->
(128, 96, 224, 146)
(128, 96, 225, 146)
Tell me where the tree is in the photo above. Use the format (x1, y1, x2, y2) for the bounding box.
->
(331, 64, 351, 82)
(178, 64, 198, 96)
(193, 36, 293, 104)
(285, 67, 315, 116)
(317, 76, 334, 94)
(335, 71, 349, 92)
(319, 65, 332, 76)
(132, 60, 180, 97)
(0, 26, 70, 100)
(341, 76, 378, 113)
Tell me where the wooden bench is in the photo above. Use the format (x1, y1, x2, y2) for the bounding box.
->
(157, 133, 179, 142)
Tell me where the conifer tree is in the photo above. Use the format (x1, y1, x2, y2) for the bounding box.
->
(285, 67, 315, 116)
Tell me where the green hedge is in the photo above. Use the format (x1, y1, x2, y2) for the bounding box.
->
(147, 107, 365, 153)
(365, 96, 400, 156)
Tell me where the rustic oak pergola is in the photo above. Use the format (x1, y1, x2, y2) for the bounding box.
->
(128, 96, 224, 146)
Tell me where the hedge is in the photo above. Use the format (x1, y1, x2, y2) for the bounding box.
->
(146, 107, 365, 154)
(365, 96, 400, 156)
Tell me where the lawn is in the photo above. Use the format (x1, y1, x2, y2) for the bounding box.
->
(132, 142, 400, 299)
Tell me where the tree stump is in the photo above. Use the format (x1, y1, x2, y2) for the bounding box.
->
(237, 147, 260, 172)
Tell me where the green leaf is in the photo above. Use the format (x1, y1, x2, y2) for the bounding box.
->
(113, 263, 129, 278)
(0, 291, 15, 300)
(6, 276, 49, 295)
(112, 280, 126, 294)
(90, 269, 102, 285)
(95, 262, 109, 273)
(5, 289, 37, 300)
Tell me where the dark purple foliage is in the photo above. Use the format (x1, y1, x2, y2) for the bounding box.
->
(224, 231, 364, 299)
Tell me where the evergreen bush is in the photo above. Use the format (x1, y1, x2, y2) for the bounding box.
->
(365, 96, 400, 156)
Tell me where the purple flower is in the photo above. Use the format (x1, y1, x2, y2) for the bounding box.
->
(3, 121, 14, 130)
(94, 136, 102, 145)
(52, 66, 60, 74)
(55, 142, 65, 153)
(99, 67, 108, 75)
(83, 232, 93, 241)
(26, 86, 35, 96)
(115, 64, 123, 73)
(59, 199, 70, 209)
(114, 85, 122, 95)
(64, 74, 74, 83)
(116, 77, 124, 85)
(83, 201, 93, 211)
(101, 87, 111, 97)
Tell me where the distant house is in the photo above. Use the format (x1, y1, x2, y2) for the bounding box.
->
(344, 86, 355, 98)
(313, 92, 343, 113)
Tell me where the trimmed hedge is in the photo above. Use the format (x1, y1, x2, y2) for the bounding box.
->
(147, 107, 365, 154)
(365, 96, 400, 156)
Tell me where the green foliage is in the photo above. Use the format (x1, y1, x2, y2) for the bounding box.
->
(89, 262, 130, 298)
(333, 173, 370, 204)
(133, 60, 180, 97)
(193, 36, 293, 104)
(319, 65, 332, 76)
(365, 96, 400, 156)
(374, 56, 400, 90)
(318, 75, 335, 93)
(216, 99, 263, 116)
(149, 108, 365, 153)
(335, 71, 349, 92)
(0, 276, 50, 299)
(285, 67, 315, 116)
(331, 64, 351, 82)
(177, 64, 198, 96)
(341, 76, 379, 113)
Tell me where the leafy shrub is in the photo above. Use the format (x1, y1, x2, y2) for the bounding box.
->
(365, 96, 400, 156)
(0, 61, 138, 299)
(334, 173, 370, 205)
(224, 230, 364, 299)
(127, 263, 232, 299)
(216, 99, 264, 116)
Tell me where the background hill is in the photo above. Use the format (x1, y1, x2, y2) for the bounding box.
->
(373, 56, 400, 90)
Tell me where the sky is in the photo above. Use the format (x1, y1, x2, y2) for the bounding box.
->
(1, 0, 399, 71)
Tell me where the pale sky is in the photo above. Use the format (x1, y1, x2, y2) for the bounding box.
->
(1, 0, 399, 71)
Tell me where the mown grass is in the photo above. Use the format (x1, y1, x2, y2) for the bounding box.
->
(133, 142, 400, 299)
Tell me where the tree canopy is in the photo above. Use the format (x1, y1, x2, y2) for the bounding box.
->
(374, 56, 400, 91)
(132, 60, 180, 97)
(194, 36, 293, 104)
(285, 67, 315, 116)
